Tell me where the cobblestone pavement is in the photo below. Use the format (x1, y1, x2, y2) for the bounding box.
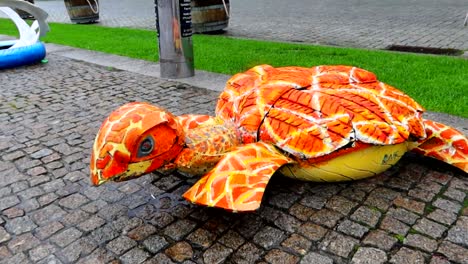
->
(26, 0, 468, 51)
(1, 55, 467, 264)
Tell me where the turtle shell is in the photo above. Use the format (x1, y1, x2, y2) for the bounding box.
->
(216, 65, 426, 159)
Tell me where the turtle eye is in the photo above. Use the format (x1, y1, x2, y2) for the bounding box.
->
(137, 136, 154, 158)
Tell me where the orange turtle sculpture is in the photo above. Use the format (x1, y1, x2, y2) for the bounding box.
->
(90, 65, 468, 212)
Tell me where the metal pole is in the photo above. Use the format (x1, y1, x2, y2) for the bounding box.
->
(155, 0, 194, 78)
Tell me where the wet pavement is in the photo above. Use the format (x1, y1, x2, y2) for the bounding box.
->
(27, 0, 468, 51)
(0, 50, 467, 263)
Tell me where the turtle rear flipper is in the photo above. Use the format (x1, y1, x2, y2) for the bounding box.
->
(411, 119, 468, 173)
(183, 142, 293, 212)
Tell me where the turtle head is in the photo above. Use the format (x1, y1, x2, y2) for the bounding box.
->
(90, 102, 184, 186)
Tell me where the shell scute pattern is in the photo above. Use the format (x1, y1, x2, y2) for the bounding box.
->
(217, 65, 426, 159)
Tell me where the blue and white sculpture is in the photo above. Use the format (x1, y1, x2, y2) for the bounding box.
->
(0, 0, 49, 69)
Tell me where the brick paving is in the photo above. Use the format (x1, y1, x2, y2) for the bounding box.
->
(1, 55, 467, 263)
(21, 0, 468, 51)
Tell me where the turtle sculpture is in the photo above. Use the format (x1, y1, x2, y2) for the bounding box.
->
(90, 65, 468, 212)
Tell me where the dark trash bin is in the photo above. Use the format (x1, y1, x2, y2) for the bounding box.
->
(64, 0, 99, 24)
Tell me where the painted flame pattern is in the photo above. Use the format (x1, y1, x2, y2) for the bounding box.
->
(216, 65, 425, 158)
(412, 119, 468, 172)
(183, 142, 292, 212)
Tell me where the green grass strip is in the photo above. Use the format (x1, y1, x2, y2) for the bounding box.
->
(1, 19, 467, 117)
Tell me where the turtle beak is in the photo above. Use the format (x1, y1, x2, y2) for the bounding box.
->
(89, 150, 129, 186)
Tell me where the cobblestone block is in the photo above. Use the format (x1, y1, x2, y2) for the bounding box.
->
(35, 221, 64, 240)
(186, 228, 216, 248)
(203, 243, 232, 264)
(3, 207, 24, 219)
(142, 235, 168, 254)
(364, 195, 391, 211)
(40, 179, 65, 193)
(299, 194, 328, 209)
(0, 187, 11, 199)
(429, 255, 451, 264)
(337, 219, 369, 238)
(0, 168, 27, 188)
(427, 209, 457, 226)
(289, 203, 315, 221)
(351, 247, 387, 264)
(443, 187, 466, 202)
(298, 222, 328, 241)
(218, 230, 245, 250)
(340, 187, 367, 201)
(10, 181, 28, 193)
(231, 242, 263, 264)
(426, 171, 452, 185)
(0, 246, 12, 260)
(64, 171, 86, 182)
(127, 224, 157, 241)
(363, 230, 398, 251)
(143, 253, 175, 264)
(268, 192, 300, 209)
(76, 248, 116, 264)
(164, 219, 196, 241)
(446, 216, 468, 247)
(5, 215, 37, 235)
(387, 207, 420, 225)
(30, 148, 53, 159)
(0, 195, 20, 211)
(350, 206, 381, 228)
(26, 166, 47, 176)
(165, 241, 193, 262)
(408, 188, 436, 202)
(32, 204, 67, 225)
(58, 193, 89, 209)
(389, 247, 425, 264)
(387, 176, 413, 190)
(253, 226, 285, 249)
(281, 234, 311, 255)
(437, 241, 468, 264)
(320, 231, 359, 258)
(77, 215, 106, 232)
(265, 249, 299, 264)
(3, 151, 25, 161)
(326, 195, 358, 215)
(311, 208, 343, 228)
(404, 234, 438, 252)
(106, 236, 137, 255)
(0, 227, 11, 244)
(413, 218, 447, 239)
(61, 210, 90, 226)
(380, 216, 410, 236)
(28, 243, 57, 262)
(300, 252, 333, 264)
(393, 196, 425, 214)
(448, 178, 468, 191)
(120, 247, 150, 264)
(8, 233, 40, 253)
(0, 252, 30, 264)
(50, 227, 83, 248)
(432, 198, 462, 214)
(235, 215, 263, 239)
(274, 212, 301, 233)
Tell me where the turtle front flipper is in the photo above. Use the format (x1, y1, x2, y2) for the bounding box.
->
(410, 119, 468, 173)
(183, 142, 293, 212)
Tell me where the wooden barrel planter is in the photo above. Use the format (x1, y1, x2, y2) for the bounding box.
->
(191, 0, 230, 33)
(64, 0, 99, 24)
